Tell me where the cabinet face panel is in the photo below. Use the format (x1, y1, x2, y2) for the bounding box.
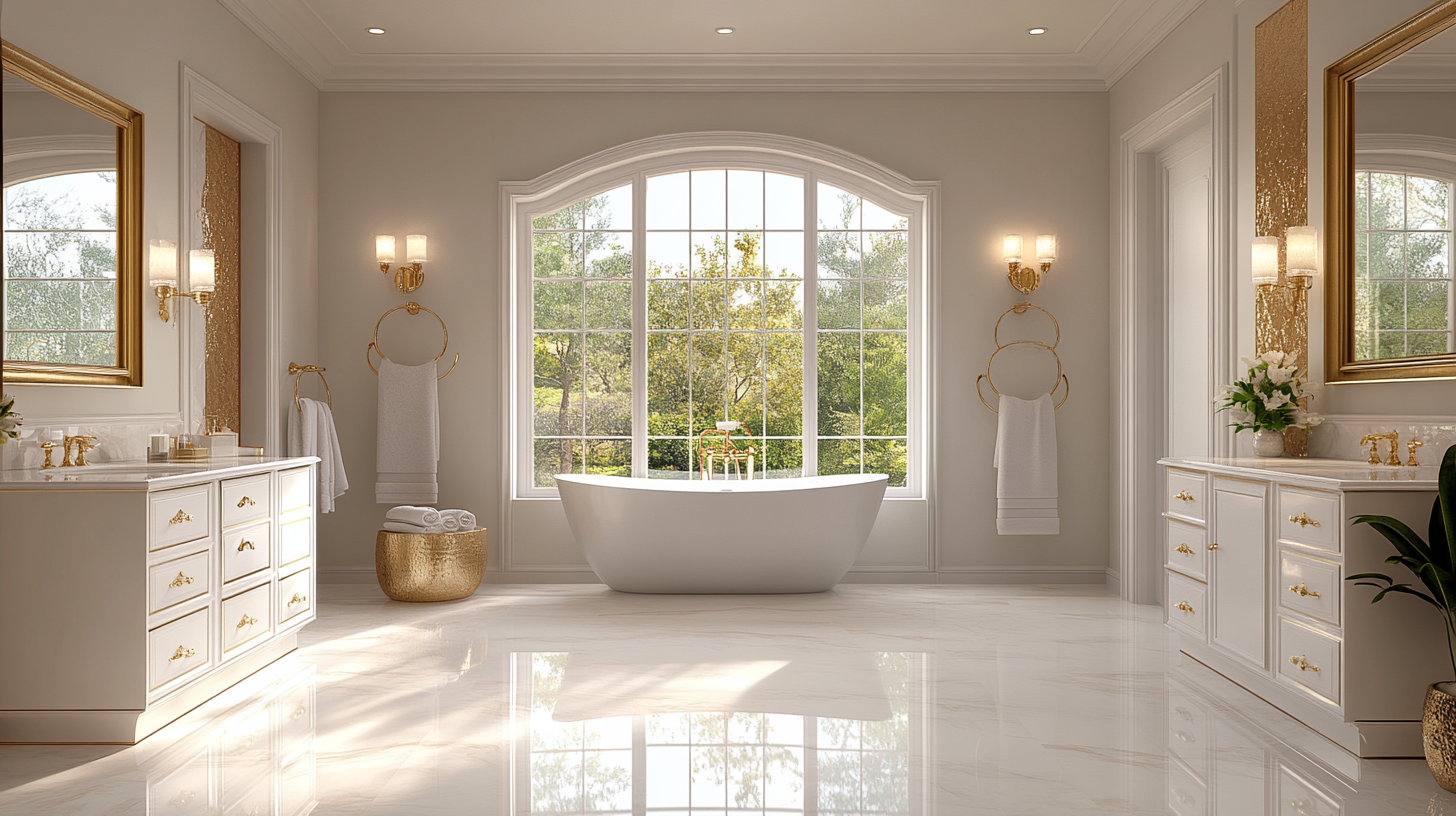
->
(150, 485, 212, 551)
(1278, 550, 1340, 626)
(1278, 617, 1341, 706)
(1165, 519, 1207, 580)
(148, 548, 210, 615)
(1277, 488, 1339, 553)
(221, 583, 272, 656)
(221, 474, 271, 528)
(221, 521, 271, 585)
(1210, 486, 1267, 670)
(278, 567, 312, 625)
(1166, 571, 1207, 640)
(1166, 469, 1208, 523)
(1166, 757, 1207, 816)
(148, 608, 211, 692)
(279, 467, 311, 513)
(278, 513, 312, 567)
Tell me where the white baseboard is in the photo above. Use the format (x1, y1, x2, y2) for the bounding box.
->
(931, 566, 1110, 585)
(324, 566, 1112, 586)
(317, 566, 379, 584)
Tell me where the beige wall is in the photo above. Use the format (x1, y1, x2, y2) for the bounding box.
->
(0, 0, 319, 423)
(317, 92, 1111, 576)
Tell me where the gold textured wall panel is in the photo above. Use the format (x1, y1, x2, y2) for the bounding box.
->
(200, 123, 241, 434)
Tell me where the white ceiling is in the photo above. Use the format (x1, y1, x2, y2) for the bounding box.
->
(216, 0, 1209, 91)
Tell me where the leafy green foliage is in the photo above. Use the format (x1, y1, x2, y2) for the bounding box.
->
(1214, 351, 1321, 433)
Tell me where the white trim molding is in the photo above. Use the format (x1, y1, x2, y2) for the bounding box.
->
(1354, 134, 1456, 180)
(2, 136, 114, 186)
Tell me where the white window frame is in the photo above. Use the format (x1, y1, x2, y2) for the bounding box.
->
(503, 133, 938, 501)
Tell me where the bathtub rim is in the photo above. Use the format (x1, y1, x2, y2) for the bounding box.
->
(554, 472, 890, 494)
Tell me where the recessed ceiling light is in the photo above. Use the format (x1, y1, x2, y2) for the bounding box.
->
(367, 27, 386, 35)
(1028, 27, 1048, 35)
(716, 27, 735, 35)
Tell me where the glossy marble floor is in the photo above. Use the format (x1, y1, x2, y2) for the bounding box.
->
(0, 584, 1448, 815)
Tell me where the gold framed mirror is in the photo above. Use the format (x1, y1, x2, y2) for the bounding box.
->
(2, 40, 143, 386)
(1324, 1, 1456, 383)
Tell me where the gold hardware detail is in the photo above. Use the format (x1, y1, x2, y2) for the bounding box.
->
(237, 539, 255, 552)
(1175, 601, 1195, 613)
(1360, 432, 1400, 466)
(168, 646, 195, 663)
(40, 441, 57, 469)
(1288, 583, 1321, 598)
(168, 572, 194, 588)
(168, 510, 193, 525)
(290, 362, 332, 412)
(1408, 438, 1424, 467)
(288, 592, 307, 607)
(699, 426, 758, 481)
(1173, 490, 1195, 502)
(236, 614, 258, 630)
(1289, 655, 1320, 672)
(1174, 543, 1196, 555)
(237, 496, 255, 508)
(1208, 543, 1219, 551)
(974, 303, 1070, 413)
(53, 434, 98, 468)
(367, 302, 457, 380)
(290, 705, 307, 721)
(1288, 513, 1320, 528)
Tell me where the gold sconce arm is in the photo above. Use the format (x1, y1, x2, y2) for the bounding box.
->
(381, 262, 426, 294)
(153, 283, 212, 323)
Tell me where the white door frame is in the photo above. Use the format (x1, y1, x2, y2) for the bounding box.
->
(1114, 66, 1235, 604)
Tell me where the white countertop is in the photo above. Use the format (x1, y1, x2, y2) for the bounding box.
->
(1159, 456, 1439, 490)
(0, 455, 319, 490)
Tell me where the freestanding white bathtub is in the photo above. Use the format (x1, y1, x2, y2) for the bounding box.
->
(555, 473, 888, 594)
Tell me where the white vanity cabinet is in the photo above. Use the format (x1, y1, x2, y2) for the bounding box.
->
(1160, 457, 1448, 758)
(0, 456, 318, 744)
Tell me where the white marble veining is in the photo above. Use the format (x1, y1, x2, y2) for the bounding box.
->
(0, 584, 1448, 815)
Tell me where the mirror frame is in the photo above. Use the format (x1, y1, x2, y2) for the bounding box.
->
(2, 39, 143, 387)
(1324, 0, 1456, 383)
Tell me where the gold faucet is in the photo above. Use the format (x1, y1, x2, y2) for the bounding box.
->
(40, 440, 58, 469)
(1360, 432, 1399, 466)
(61, 435, 98, 467)
(1408, 438, 1424, 467)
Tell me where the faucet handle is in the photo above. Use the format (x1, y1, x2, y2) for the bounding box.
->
(1407, 438, 1424, 467)
(1385, 432, 1403, 467)
(1359, 434, 1383, 465)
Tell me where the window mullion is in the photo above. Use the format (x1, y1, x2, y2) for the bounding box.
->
(632, 174, 648, 477)
(804, 174, 819, 477)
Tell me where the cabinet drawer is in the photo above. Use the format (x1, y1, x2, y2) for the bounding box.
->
(221, 474, 270, 528)
(278, 511, 312, 567)
(219, 704, 273, 808)
(221, 583, 272, 656)
(278, 567, 313, 625)
(221, 521, 271, 585)
(1166, 571, 1207, 640)
(277, 675, 315, 758)
(1165, 519, 1207, 580)
(1166, 469, 1208, 523)
(1278, 765, 1341, 816)
(1279, 550, 1340, 626)
(150, 485, 212, 551)
(149, 607, 211, 692)
(1166, 757, 1207, 816)
(1166, 687, 1209, 778)
(147, 746, 211, 816)
(279, 466, 312, 513)
(149, 548, 211, 615)
(1278, 617, 1341, 705)
(1278, 488, 1339, 553)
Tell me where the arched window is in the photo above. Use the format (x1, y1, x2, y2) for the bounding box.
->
(506, 134, 937, 498)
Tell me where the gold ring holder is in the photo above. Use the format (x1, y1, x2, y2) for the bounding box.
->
(366, 302, 457, 380)
(975, 302, 1070, 413)
(289, 362, 332, 412)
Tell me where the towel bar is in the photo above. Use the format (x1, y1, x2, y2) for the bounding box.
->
(288, 362, 331, 412)
(976, 302, 1070, 413)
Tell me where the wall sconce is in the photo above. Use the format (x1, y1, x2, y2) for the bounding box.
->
(150, 241, 215, 322)
(377, 233, 428, 293)
(1003, 234, 1058, 294)
(1251, 226, 1319, 291)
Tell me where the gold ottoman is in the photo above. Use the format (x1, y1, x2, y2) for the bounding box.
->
(375, 529, 486, 602)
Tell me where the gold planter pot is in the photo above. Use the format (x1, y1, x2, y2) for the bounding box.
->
(1426, 682, 1456, 793)
(376, 529, 486, 602)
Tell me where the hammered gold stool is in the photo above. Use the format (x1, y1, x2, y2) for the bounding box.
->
(375, 529, 486, 602)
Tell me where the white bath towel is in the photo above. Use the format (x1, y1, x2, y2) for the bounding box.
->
(993, 393, 1059, 535)
(288, 397, 349, 513)
(375, 358, 440, 505)
(382, 520, 446, 534)
(439, 509, 476, 532)
(385, 505, 441, 527)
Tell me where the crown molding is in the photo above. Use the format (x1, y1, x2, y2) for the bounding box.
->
(1088, 0, 1209, 88)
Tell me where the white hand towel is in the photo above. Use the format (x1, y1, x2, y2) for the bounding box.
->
(288, 397, 349, 514)
(440, 509, 476, 532)
(438, 512, 461, 532)
(383, 520, 446, 534)
(993, 393, 1059, 535)
(376, 358, 440, 505)
(385, 505, 441, 527)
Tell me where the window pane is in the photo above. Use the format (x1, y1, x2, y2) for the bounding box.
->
(861, 197, 905, 230)
(692, 280, 728, 331)
(726, 333, 764, 429)
(864, 231, 908, 278)
(862, 751, 909, 812)
(764, 334, 803, 436)
(730, 231, 764, 277)
(1408, 281, 1450, 330)
(863, 279, 908, 330)
(727, 170, 764, 230)
(1368, 232, 1403, 279)
(818, 332, 862, 435)
(1409, 332, 1451, 355)
(4, 229, 116, 280)
(1378, 331, 1407, 359)
(647, 437, 691, 478)
(533, 232, 582, 277)
(819, 748, 861, 810)
(534, 332, 583, 435)
(582, 748, 632, 810)
(765, 281, 803, 330)
(532, 751, 583, 811)
(692, 232, 727, 277)
(690, 744, 727, 806)
(691, 332, 727, 433)
(588, 185, 632, 230)
(5, 279, 115, 330)
(763, 231, 804, 278)
(534, 280, 581, 329)
(647, 231, 689, 277)
(585, 333, 631, 434)
(1375, 280, 1407, 329)
(759, 439, 803, 479)
(647, 172, 689, 230)
(585, 440, 631, 477)
(1355, 231, 1368, 279)
(727, 746, 763, 806)
(1408, 174, 1448, 230)
(585, 232, 632, 278)
(866, 439, 908, 487)
(864, 333, 908, 436)
(532, 199, 584, 231)
(2, 331, 114, 365)
(533, 438, 580, 487)
(818, 231, 861, 279)
(584, 280, 631, 329)
(649, 280, 689, 329)
(647, 745, 690, 806)
(1369, 172, 1403, 230)
(764, 746, 804, 808)
(1409, 233, 1450, 278)
(647, 333, 690, 429)
(818, 281, 861, 330)
(692, 170, 727, 230)
(4, 172, 116, 231)
(765, 173, 804, 230)
(729, 280, 763, 330)
(1354, 172, 1369, 230)
(819, 183, 859, 230)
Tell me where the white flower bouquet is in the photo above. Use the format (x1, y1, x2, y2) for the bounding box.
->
(1215, 351, 1322, 434)
(0, 394, 20, 444)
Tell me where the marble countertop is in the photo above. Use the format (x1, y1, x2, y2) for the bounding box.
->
(0, 455, 318, 490)
(1159, 456, 1439, 490)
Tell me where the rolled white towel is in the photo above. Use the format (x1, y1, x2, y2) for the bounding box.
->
(383, 520, 446, 534)
(385, 505, 440, 527)
(439, 513, 461, 532)
(439, 509, 476, 532)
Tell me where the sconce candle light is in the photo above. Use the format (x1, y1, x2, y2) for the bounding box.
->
(1003, 233, 1058, 294)
(377, 233, 428, 293)
(149, 240, 214, 322)
(1252, 226, 1319, 291)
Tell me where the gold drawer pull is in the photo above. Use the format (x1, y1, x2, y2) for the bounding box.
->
(168, 572, 194, 588)
(1173, 730, 1194, 743)
(168, 510, 193, 525)
(1173, 490, 1195, 502)
(1288, 583, 1321, 598)
(1175, 601, 1195, 614)
(1174, 543, 1196, 555)
(237, 496, 256, 508)
(236, 614, 259, 630)
(169, 646, 196, 663)
(291, 704, 308, 721)
(1289, 512, 1320, 528)
(1289, 655, 1320, 672)
(1207, 543, 1219, 551)
(288, 592, 308, 607)
(168, 791, 196, 807)
(237, 539, 256, 552)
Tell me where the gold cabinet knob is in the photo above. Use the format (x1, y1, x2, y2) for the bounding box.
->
(1207, 543, 1219, 551)
(168, 510, 193, 525)
(1287, 583, 1321, 598)
(1174, 601, 1195, 613)
(236, 614, 259, 630)
(1174, 543, 1196, 555)
(288, 592, 307, 607)
(237, 496, 256, 508)
(1289, 655, 1320, 672)
(168, 572, 194, 588)
(169, 646, 196, 663)
(1288, 513, 1320, 528)
(1173, 490, 1195, 502)
(237, 539, 255, 552)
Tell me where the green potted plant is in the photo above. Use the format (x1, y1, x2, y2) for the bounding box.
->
(1348, 445, 1455, 791)
(1214, 351, 1322, 457)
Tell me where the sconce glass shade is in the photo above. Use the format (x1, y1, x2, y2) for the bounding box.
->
(1003, 234, 1023, 263)
(1251, 236, 1280, 284)
(1285, 226, 1318, 278)
(376, 234, 396, 263)
(1036, 234, 1058, 264)
(188, 249, 216, 293)
(406, 234, 428, 263)
(149, 239, 178, 287)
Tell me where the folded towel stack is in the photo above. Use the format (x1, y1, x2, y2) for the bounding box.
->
(382, 506, 477, 534)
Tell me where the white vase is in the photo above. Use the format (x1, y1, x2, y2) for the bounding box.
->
(1252, 429, 1285, 458)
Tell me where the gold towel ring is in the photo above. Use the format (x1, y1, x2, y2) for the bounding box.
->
(366, 301, 458, 380)
(975, 340, 1070, 413)
(993, 302, 1059, 349)
(288, 363, 331, 413)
